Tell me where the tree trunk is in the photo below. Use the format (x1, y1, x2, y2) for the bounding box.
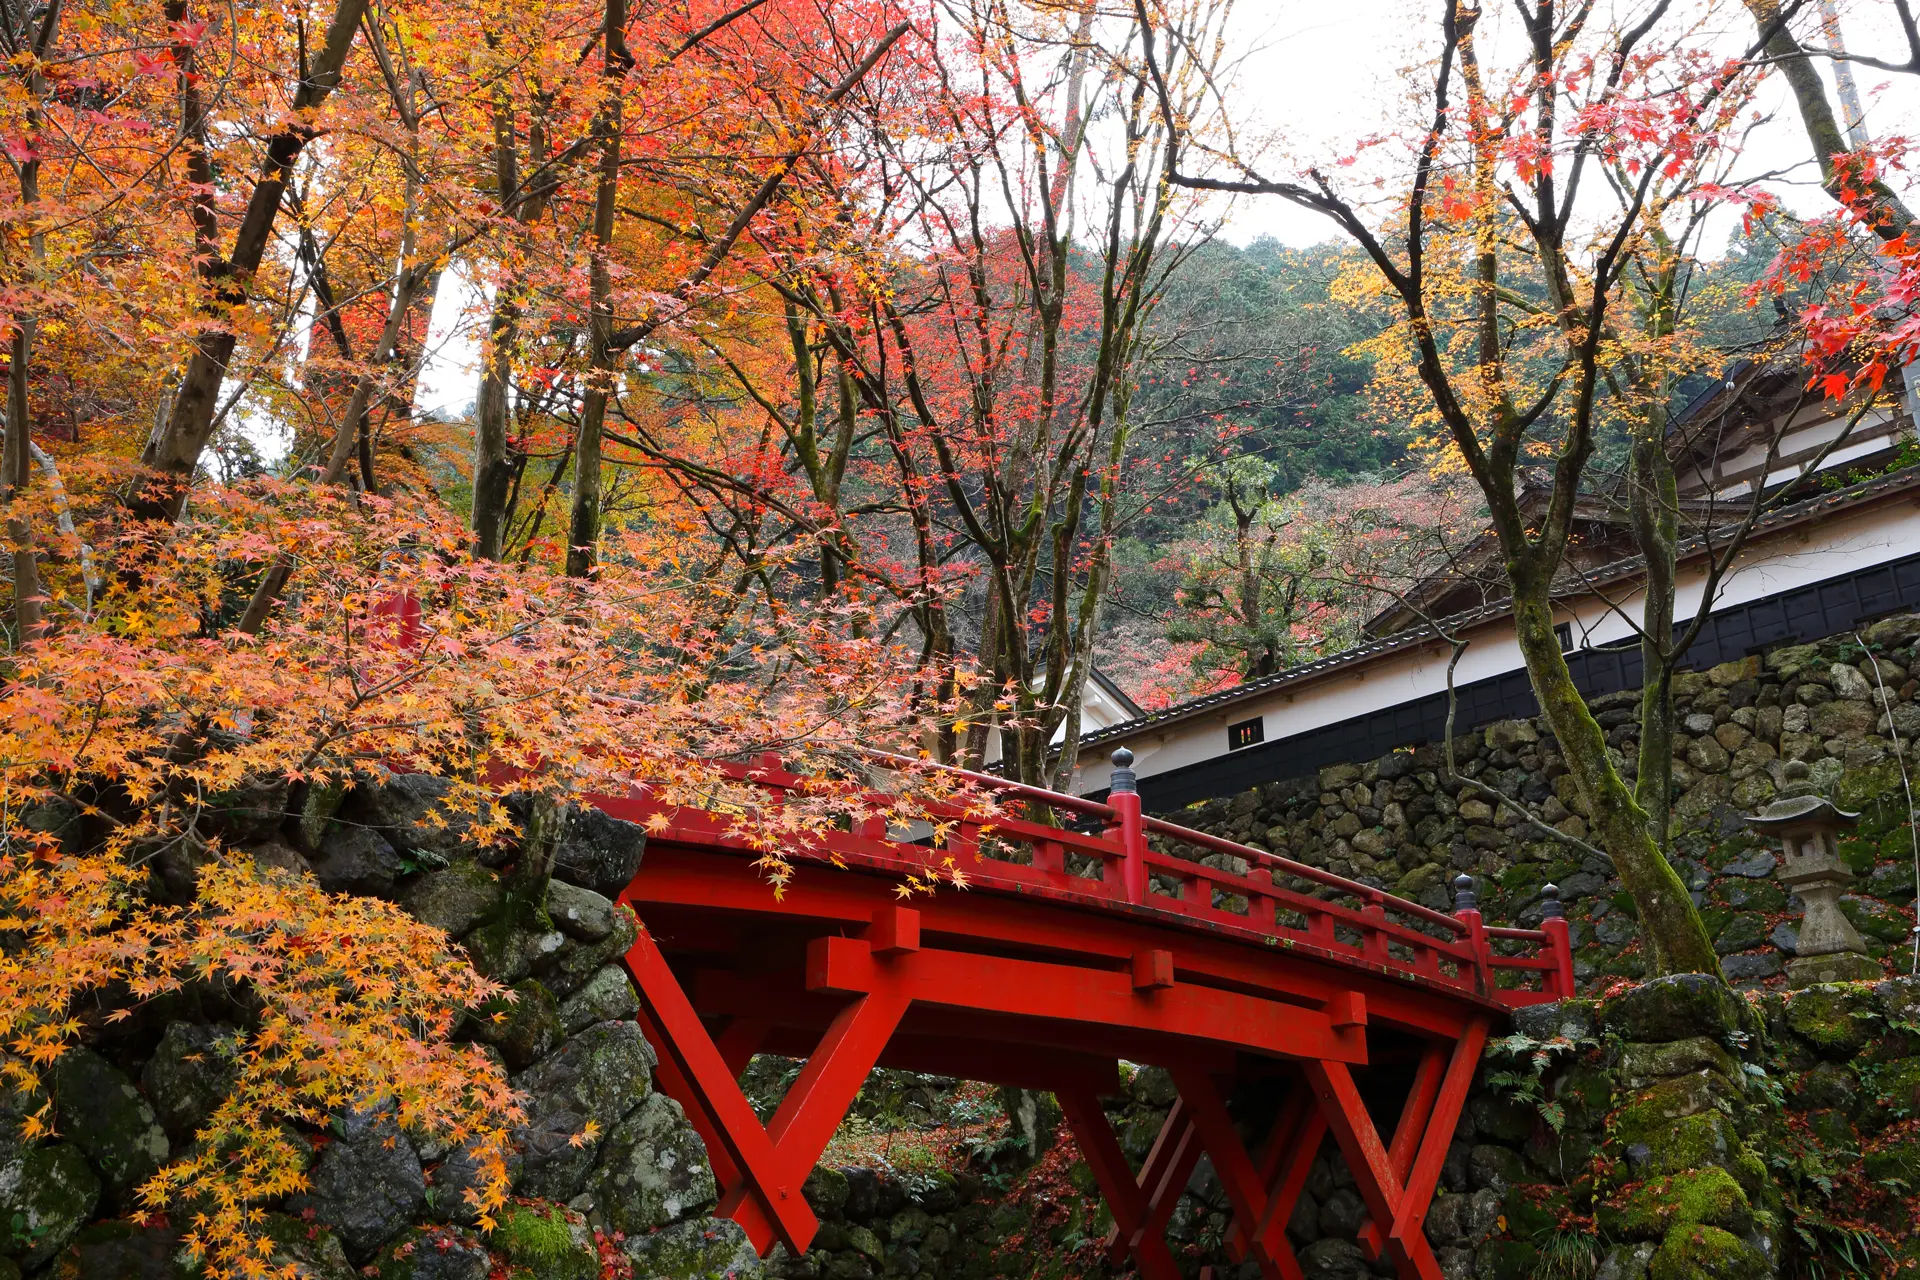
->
(1629, 428, 1680, 851)
(5, 325, 43, 646)
(1743, 0, 1915, 239)
(472, 296, 521, 559)
(1510, 579, 1720, 975)
(135, 0, 370, 520)
(566, 0, 630, 580)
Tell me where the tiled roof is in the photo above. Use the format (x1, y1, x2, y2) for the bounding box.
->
(1080, 464, 1920, 749)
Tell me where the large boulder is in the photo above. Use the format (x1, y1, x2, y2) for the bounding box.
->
(533, 903, 639, 998)
(510, 1020, 655, 1200)
(469, 979, 562, 1071)
(0, 1141, 99, 1268)
(589, 1091, 718, 1233)
(308, 824, 405, 897)
(285, 1109, 426, 1263)
(48, 1048, 170, 1207)
(398, 864, 504, 939)
(348, 773, 486, 864)
(257, 1213, 356, 1280)
(48, 1220, 188, 1280)
(557, 966, 640, 1036)
(1599, 975, 1749, 1044)
(142, 1022, 236, 1144)
(550, 807, 647, 894)
(546, 879, 618, 941)
(370, 1225, 491, 1280)
(623, 1217, 762, 1280)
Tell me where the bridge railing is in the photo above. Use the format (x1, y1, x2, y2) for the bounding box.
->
(669, 749, 1573, 1006)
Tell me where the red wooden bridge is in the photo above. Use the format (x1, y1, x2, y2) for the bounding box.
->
(601, 748, 1573, 1280)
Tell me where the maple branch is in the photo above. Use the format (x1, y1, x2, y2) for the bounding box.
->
(604, 21, 909, 353)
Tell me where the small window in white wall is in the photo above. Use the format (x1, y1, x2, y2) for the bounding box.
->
(1228, 717, 1264, 750)
(1555, 622, 1575, 653)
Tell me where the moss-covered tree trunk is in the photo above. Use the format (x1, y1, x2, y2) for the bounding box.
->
(1510, 577, 1719, 976)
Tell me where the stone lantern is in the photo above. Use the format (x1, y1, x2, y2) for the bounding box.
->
(1743, 760, 1877, 988)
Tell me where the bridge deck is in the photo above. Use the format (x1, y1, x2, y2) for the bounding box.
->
(603, 752, 1572, 1280)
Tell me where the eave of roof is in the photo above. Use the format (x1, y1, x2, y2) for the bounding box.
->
(1081, 464, 1920, 750)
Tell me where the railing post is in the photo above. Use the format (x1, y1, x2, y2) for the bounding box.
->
(1453, 874, 1491, 996)
(1109, 749, 1147, 905)
(1539, 883, 1575, 998)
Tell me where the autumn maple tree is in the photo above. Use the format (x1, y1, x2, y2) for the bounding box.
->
(0, 0, 1016, 1273)
(1133, 0, 1920, 976)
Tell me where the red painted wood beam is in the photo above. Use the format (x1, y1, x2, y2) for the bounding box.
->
(623, 929, 819, 1254)
(1358, 1042, 1447, 1262)
(1058, 1086, 1185, 1280)
(1104, 1099, 1202, 1266)
(1168, 1065, 1300, 1280)
(697, 970, 1241, 1081)
(806, 936, 1367, 1065)
(628, 848, 1495, 1036)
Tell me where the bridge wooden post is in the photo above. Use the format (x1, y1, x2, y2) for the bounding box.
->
(1107, 748, 1147, 904)
(1539, 884, 1576, 997)
(1451, 874, 1493, 996)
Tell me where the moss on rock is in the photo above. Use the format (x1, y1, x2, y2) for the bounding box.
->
(1608, 1109, 1739, 1181)
(493, 1205, 594, 1280)
(622, 1217, 762, 1280)
(1600, 1168, 1752, 1242)
(1783, 983, 1878, 1058)
(1601, 975, 1750, 1044)
(0, 1141, 99, 1268)
(1649, 1225, 1769, 1280)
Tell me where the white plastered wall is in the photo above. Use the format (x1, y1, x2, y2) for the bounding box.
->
(1074, 499, 1920, 796)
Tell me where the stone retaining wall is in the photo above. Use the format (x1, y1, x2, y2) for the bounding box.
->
(1153, 615, 1920, 990)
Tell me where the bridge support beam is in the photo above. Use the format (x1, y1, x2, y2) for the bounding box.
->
(624, 928, 906, 1255)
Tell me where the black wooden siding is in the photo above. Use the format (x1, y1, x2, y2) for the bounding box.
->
(1116, 551, 1920, 812)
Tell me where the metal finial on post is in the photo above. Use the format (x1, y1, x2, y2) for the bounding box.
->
(1540, 883, 1564, 919)
(1452, 873, 1477, 913)
(1110, 747, 1137, 794)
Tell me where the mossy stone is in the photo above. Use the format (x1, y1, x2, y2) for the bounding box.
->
(493, 1205, 594, 1280)
(804, 1164, 851, 1218)
(469, 979, 561, 1071)
(1649, 1225, 1769, 1280)
(1601, 975, 1749, 1044)
(257, 1213, 356, 1280)
(371, 1225, 490, 1280)
(1864, 1133, 1920, 1183)
(1501, 1185, 1566, 1241)
(48, 1219, 189, 1280)
(1784, 983, 1879, 1058)
(621, 1217, 761, 1280)
(588, 1091, 717, 1234)
(1609, 1109, 1739, 1181)
(1804, 1108, 1859, 1157)
(1842, 895, 1911, 944)
(1599, 1168, 1752, 1242)
(48, 1048, 170, 1206)
(1611, 1071, 1739, 1135)
(1474, 1238, 1541, 1280)
(1469, 1094, 1536, 1144)
(1616, 1037, 1738, 1090)
(1790, 1061, 1861, 1114)
(1553, 1063, 1616, 1130)
(0, 1142, 99, 1268)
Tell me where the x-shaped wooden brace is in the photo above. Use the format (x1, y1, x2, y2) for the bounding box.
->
(1067, 1019, 1487, 1280)
(1308, 1018, 1490, 1280)
(623, 927, 908, 1255)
